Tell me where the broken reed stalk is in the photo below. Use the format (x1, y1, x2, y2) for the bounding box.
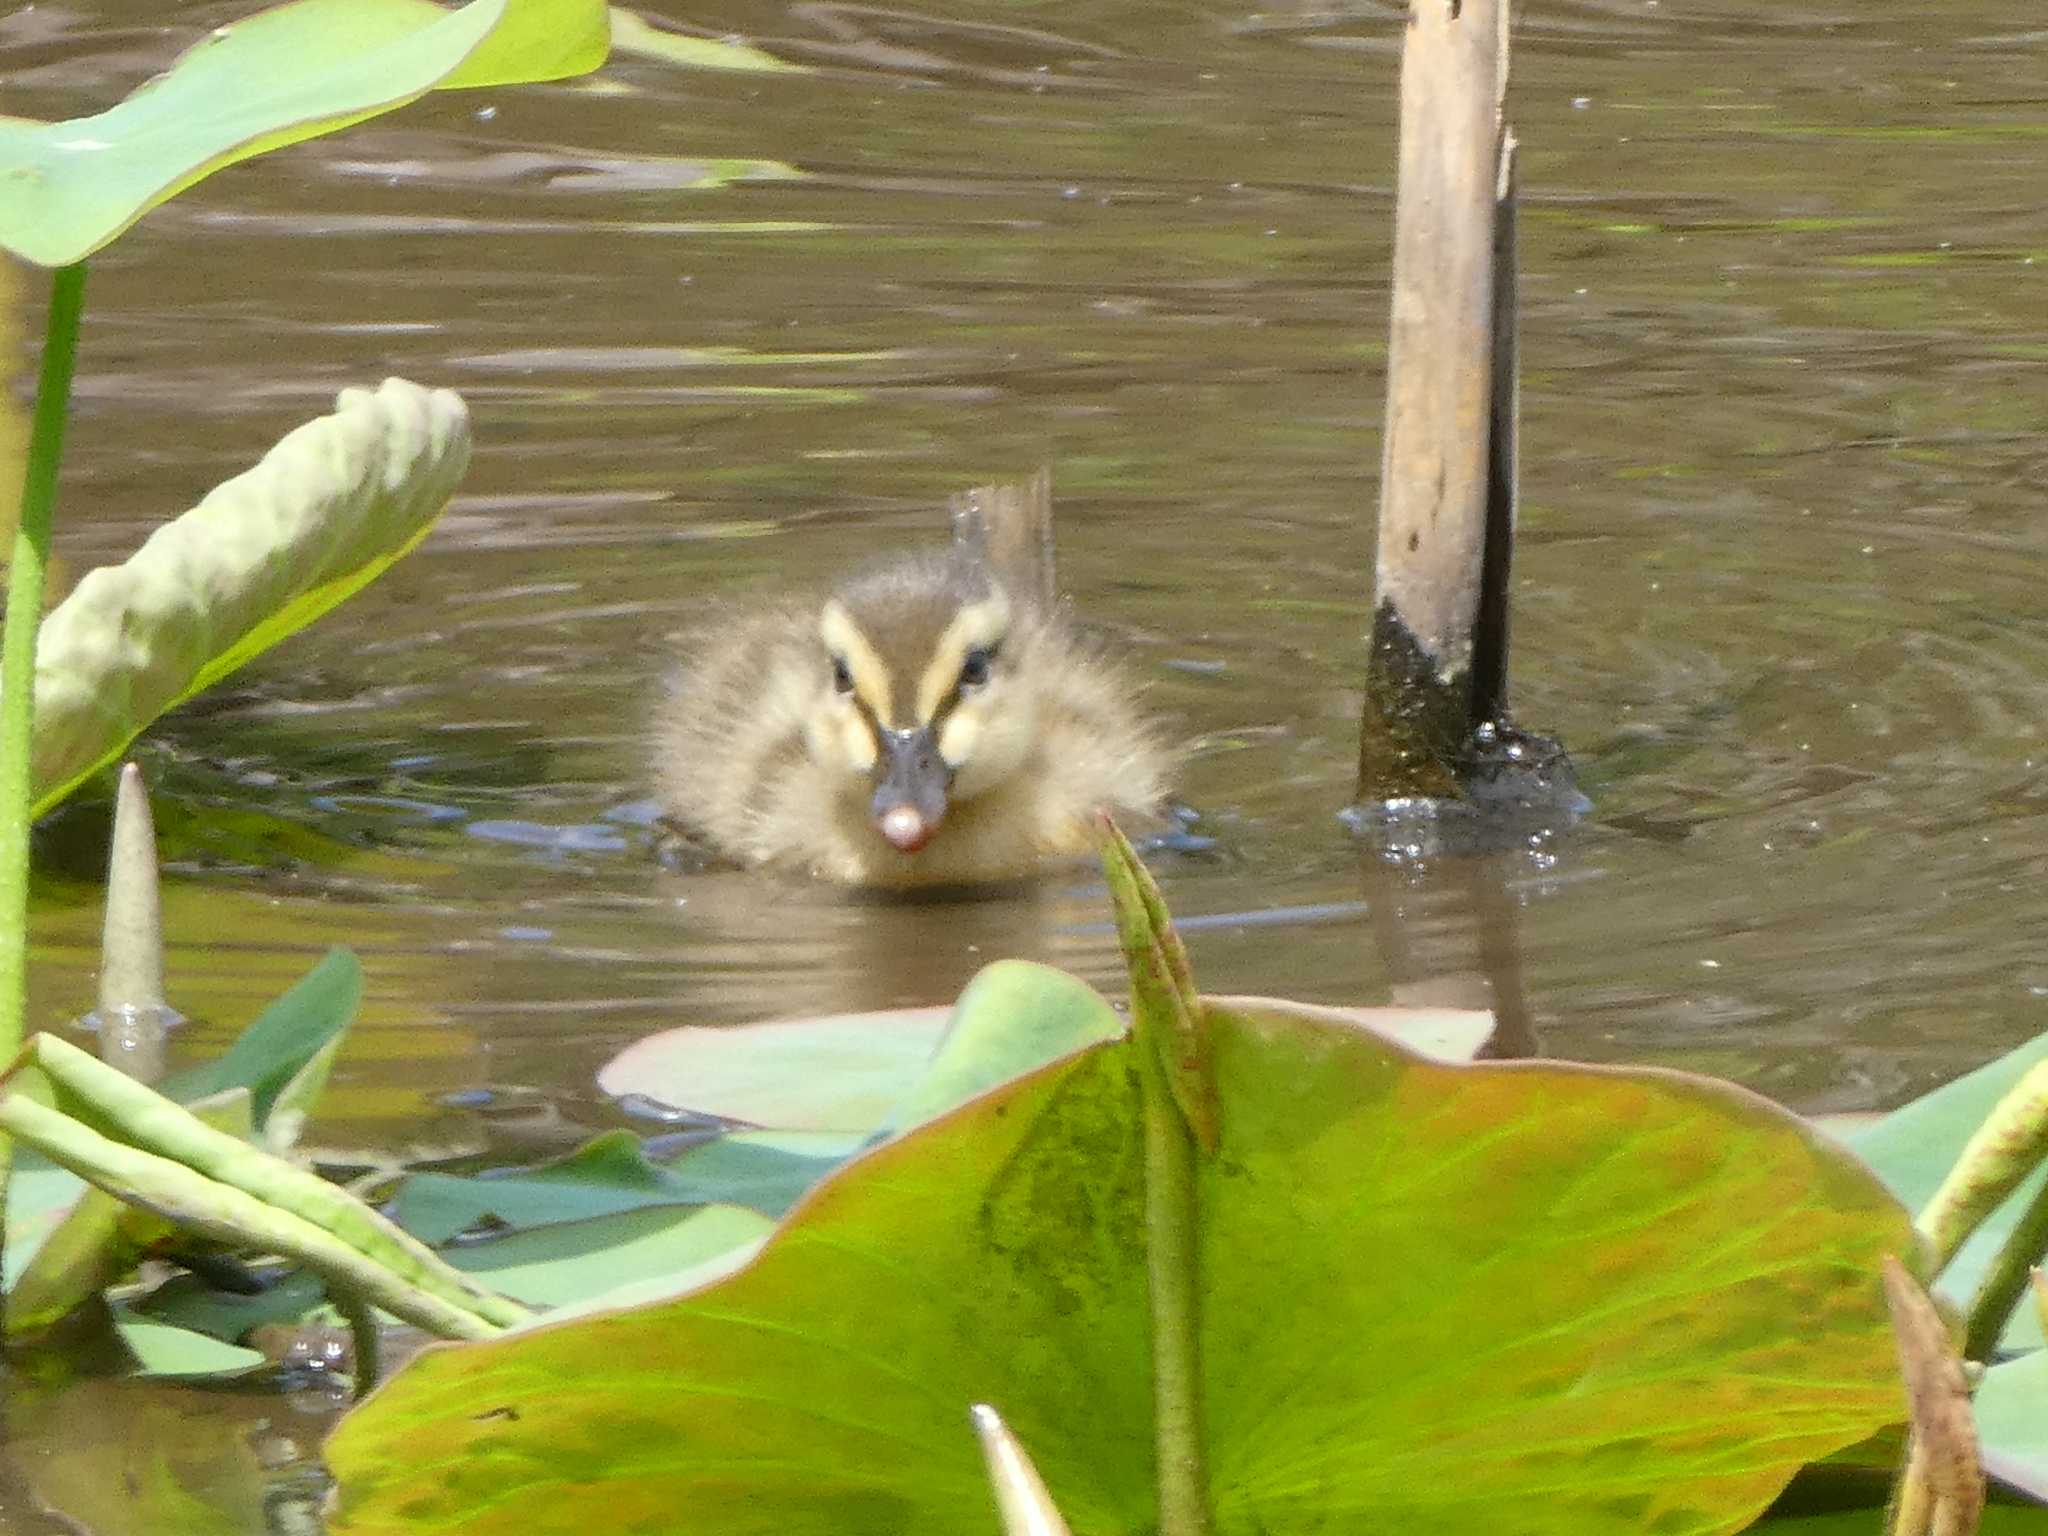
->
(1360, 0, 1516, 798)
(951, 467, 1057, 615)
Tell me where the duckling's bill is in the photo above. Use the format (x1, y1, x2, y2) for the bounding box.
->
(872, 726, 950, 852)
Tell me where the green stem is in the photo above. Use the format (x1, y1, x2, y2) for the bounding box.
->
(1962, 1168, 2048, 1361)
(1137, 1035, 1208, 1536)
(0, 260, 89, 1312)
(333, 1285, 381, 1400)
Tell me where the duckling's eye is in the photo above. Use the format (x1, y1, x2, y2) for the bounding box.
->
(830, 655, 854, 694)
(958, 645, 997, 689)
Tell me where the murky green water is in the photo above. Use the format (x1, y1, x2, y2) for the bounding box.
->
(3, 0, 2047, 1515)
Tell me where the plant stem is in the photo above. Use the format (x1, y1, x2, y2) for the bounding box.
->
(0, 260, 89, 1304)
(1962, 1167, 2048, 1361)
(1137, 1033, 1208, 1536)
(333, 1285, 381, 1400)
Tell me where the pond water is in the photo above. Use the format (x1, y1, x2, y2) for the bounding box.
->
(2, 0, 2046, 1515)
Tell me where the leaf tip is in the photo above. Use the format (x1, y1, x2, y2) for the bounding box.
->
(971, 1403, 1074, 1536)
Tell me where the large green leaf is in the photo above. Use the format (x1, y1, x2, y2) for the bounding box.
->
(29, 380, 469, 817)
(0, 0, 609, 267)
(1849, 1030, 2048, 1351)
(328, 1005, 1915, 1536)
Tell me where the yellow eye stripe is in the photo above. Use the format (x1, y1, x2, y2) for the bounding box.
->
(819, 600, 896, 722)
(915, 593, 1010, 723)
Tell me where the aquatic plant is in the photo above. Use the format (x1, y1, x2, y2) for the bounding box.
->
(0, 809, 2037, 1525)
(313, 827, 2048, 1535)
(0, 0, 611, 1311)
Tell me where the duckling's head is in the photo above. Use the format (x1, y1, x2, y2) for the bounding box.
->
(803, 555, 1038, 856)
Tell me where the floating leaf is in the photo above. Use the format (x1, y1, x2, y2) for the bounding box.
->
(29, 380, 470, 817)
(1976, 1349, 2048, 1505)
(599, 960, 1485, 1138)
(600, 1008, 949, 1133)
(0, 0, 610, 267)
(608, 9, 807, 74)
(441, 1202, 772, 1310)
(113, 1312, 267, 1379)
(872, 961, 1122, 1139)
(329, 1003, 1916, 1536)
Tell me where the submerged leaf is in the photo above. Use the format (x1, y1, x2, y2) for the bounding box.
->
(329, 1004, 1916, 1536)
(30, 381, 470, 817)
(0, 0, 609, 267)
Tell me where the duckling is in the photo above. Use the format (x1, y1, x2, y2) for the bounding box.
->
(652, 503, 1168, 888)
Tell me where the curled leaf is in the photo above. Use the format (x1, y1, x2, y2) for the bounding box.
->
(1918, 1060, 2048, 1272)
(29, 379, 469, 817)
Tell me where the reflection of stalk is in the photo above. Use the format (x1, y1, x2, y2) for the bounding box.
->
(0, 260, 88, 1310)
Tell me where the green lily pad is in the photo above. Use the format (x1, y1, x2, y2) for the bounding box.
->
(31, 381, 470, 817)
(0, 0, 609, 267)
(872, 960, 1124, 1138)
(598, 961, 1488, 1139)
(329, 1004, 1915, 1536)
(392, 1129, 858, 1245)
(112, 1313, 267, 1379)
(135, 1268, 333, 1351)
(1977, 1349, 2048, 1504)
(597, 959, 1122, 1135)
(1754, 1508, 2046, 1534)
(1850, 1031, 2048, 1351)
(600, 1008, 950, 1133)
(439, 1202, 773, 1310)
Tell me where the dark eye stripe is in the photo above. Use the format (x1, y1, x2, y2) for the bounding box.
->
(830, 655, 855, 693)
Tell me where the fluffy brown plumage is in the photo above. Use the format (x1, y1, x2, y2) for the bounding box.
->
(652, 551, 1168, 888)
